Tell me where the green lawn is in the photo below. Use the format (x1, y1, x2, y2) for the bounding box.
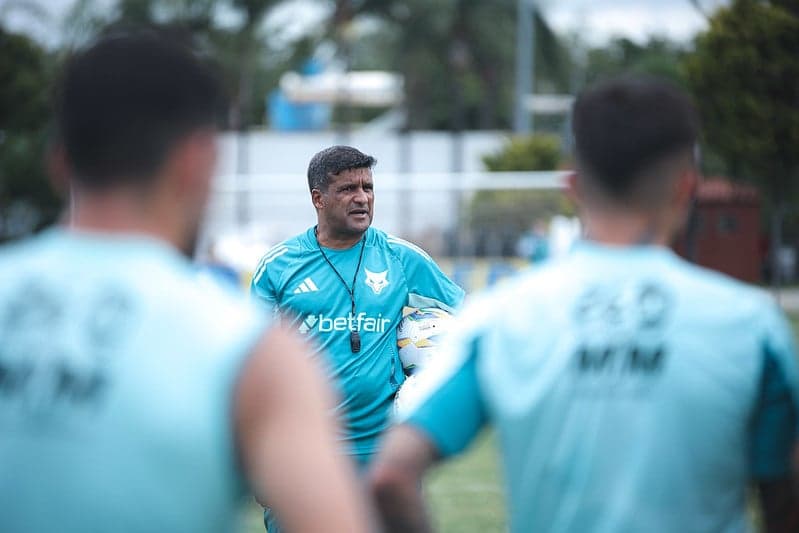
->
(244, 432, 507, 533)
(789, 312, 799, 337)
(426, 431, 506, 532)
(248, 312, 799, 533)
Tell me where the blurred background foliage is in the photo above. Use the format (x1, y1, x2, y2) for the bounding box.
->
(0, 0, 797, 244)
(0, 28, 60, 240)
(684, 0, 799, 251)
(482, 135, 562, 172)
(685, 0, 799, 208)
(466, 134, 572, 254)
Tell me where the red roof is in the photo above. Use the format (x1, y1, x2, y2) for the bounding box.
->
(696, 178, 760, 204)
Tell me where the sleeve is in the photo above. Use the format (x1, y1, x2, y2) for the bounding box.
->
(400, 324, 488, 458)
(249, 250, 281, 312)
(749, 303, 799, 480)
(388, 236, 465, 312)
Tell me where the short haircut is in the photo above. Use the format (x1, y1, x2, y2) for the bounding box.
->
(572, 76, 699, 201)
(55, 30, 225, 188)
(307, 145, 377, 192)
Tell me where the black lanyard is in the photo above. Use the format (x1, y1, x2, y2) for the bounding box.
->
(314, 227, 366, 353)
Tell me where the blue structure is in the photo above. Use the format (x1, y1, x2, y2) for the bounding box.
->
(268, 59, 331, 131)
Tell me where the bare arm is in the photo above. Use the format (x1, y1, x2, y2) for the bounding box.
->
(758, 476, 798, 533)
(369, 424, 440, 533)
(235, 325, 372, 533)
(749, 308, 799, 533)
(758, 444, 799, 533)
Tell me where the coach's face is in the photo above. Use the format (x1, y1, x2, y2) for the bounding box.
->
(314, 167, 374, 238)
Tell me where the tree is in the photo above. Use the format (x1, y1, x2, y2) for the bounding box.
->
(482, 135, 561, 172)
(582, 37, 688, 87)
(224, 0, 283, 130)
(343, 0, 572, 130)
(0, 27, 61, 241)
(684, 0, 799, 279)
(61, 0, 290, 129)
(463, 134, 571, 256)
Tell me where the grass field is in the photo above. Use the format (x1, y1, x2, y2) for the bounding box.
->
(426, 430, 506, 532)
(789, 312, 799, 336)
(243, 431, 507, 533)
(247, 311, 799, 533)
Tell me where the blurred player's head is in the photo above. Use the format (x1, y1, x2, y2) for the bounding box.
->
(308, 145, 377, 242)
(54, 30, 225, 254)
(570, 77, 699, 242)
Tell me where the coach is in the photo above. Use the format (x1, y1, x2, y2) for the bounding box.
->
(250, 145, 464, 531)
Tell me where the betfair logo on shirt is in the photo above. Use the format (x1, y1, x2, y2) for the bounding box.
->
(298, 312, 391, 334)
(298, 314, 319, 334)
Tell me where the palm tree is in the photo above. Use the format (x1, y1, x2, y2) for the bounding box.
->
(334, 0, 571, 130)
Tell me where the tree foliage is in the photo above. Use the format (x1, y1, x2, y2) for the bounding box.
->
(466, 135, 572, 246)
(51, 0, 579, 132)
(684, 0, 799, 205)
(346, 0, 572, 130)
(583, 37, 688, 86)
(482, 135, 561, 171)
(0, 28, 60, 240)
(63, 0, 291, 128)
(0, 0, 296, 241)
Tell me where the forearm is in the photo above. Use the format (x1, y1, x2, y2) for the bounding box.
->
(371, 463, 433, 533)
(369, 424, 439, 533)
(237, 327, 372, 533)
(759, 477, 799, 533)
(259, 434, 370, 532)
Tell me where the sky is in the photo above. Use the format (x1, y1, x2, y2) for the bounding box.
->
(542, 0, 729, 45)
(0, 0, 730, 49)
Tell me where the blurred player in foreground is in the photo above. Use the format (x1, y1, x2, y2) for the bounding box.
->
(369, 77, 799, 533)
(0, 31, 370, 533)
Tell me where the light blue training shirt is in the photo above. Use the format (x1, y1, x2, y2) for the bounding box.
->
(0, 229, 267, 533)
(403, 240, 799, 533)
(251, 226, 464, 461)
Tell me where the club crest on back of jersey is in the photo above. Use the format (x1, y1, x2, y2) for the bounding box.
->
(365, 268, 389, 295)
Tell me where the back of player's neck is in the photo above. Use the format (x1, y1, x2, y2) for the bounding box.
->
(582, 211, 671, 247)
(67, 193, 180, 247)
(315, 226, 365, 250)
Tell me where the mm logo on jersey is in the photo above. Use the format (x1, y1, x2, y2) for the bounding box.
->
(298, 312, 391, 334)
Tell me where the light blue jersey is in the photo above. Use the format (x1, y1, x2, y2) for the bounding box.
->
(251, 226, 463, 459)
(0, 229, 267, 533)
(404, 241, 799, 533)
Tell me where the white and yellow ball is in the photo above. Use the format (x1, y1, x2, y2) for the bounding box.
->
(396, 307, 453, 374)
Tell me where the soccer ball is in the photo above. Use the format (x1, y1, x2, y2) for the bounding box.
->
(396, 307, 453, 374)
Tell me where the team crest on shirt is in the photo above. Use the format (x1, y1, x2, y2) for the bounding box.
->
(364, 269, 390, 295)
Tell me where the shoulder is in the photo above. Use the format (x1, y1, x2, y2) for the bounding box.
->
(640, 255, 792, 353)
(251, 232, 311, 285)
(191, 270, 266, 322)
(375, 229, 434, 263)
(138, 268, 271, 390)
(0, 236, 49, 307)
(481, 256, 571, 304)
(455, 258, 584, 335)
(461, 271, 535, 325)
(671, 257, 774, 317)
(162, 265, 271, 348)
(0, 231, 53, 267)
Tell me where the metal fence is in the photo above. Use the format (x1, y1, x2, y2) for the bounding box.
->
(199, 170, 576, 274)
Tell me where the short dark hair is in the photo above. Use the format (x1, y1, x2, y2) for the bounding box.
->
(572, 76, 698, 200)
(307, 145, 377, 192)
(55, 30, 225, 188)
